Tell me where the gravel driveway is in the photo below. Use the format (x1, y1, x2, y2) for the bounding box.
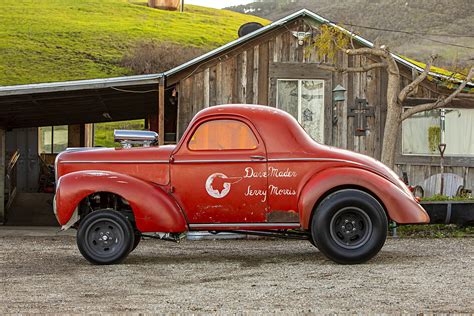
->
(0, 228, 473, 313)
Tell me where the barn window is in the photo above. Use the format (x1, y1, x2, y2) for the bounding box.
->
(38, 125, 68, 154)
(276, 79, 325, 143)
(402, 108, 474, 156)
(188, 119, 258, 151)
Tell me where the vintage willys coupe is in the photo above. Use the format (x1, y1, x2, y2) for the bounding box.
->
(54, 105, 429, 264)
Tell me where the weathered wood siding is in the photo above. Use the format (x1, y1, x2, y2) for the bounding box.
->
(173, 18, 392, 159)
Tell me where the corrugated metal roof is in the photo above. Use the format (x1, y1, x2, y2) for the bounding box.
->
(165, 8, 473, 87)
(0, 73, 163, 96)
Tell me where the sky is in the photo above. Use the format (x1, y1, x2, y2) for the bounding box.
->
(184, 0, 254, 9)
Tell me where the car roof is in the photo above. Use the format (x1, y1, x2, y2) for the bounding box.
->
(190, 104, 316, 153)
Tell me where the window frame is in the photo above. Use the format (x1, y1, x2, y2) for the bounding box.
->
(276, 78, 325, 142)
(186, 118, 261, 152)
(38, 125, 69, 154)
(401, 107, 474, 158)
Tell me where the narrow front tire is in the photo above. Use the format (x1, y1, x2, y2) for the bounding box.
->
(77, 210, 134, 265)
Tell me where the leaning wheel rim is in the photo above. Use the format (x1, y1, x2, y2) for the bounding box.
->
(84, 218, 126, 259)
(329, 207, 373, 249)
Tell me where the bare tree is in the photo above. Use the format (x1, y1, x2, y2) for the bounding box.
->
(311, 27, 474, 168)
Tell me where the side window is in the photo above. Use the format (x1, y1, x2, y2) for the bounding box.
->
(188, 119, 258, 151)
(38, 125, 68, 154)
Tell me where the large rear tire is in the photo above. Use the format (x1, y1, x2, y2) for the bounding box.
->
(311, 189, 388, 264)
(77, 210, 134, 265)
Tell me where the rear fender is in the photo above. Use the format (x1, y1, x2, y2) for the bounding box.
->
(298, 167, 430, 229)
(55, 170, 187, 232)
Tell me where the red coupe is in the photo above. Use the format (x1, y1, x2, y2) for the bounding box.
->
(54, 105, 429, 264)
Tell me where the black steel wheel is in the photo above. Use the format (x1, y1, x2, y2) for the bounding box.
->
(311, 189, 387, 264)
(329, 207, 373, 249)
(77, 210, 134, 265)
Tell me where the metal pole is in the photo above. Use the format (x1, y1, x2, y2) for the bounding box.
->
(439, 109, 446, 196)
(180, 0, 184, 12)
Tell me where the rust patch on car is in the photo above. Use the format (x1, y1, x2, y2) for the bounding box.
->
(266, 210, 299, 223)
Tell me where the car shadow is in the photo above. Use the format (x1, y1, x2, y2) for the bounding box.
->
(124, 248, 426, 267)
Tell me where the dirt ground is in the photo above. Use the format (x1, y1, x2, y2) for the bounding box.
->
(0, 228, 473, 314)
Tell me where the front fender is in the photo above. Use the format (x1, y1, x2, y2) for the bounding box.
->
(55, 170, 187, 233)
(298, 167, 430, 229)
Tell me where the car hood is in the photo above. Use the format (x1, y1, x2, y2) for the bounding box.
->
(55, 145, 176, 186)
(57, 145, 176, 163)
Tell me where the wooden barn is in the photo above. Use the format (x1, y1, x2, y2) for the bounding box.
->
(161, 9, 474, 197)
(0, 9, 473, 225)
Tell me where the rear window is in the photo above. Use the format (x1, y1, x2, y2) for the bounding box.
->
(188, 119, 258, 151)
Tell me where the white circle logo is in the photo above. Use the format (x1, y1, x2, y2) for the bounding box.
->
(205, 173, 231, 199)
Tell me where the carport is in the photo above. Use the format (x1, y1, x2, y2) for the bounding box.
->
(0, 73, 166, 224)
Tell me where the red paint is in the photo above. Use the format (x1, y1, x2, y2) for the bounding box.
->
(55, 170, 186, 232)
(55, 104, 429, 232)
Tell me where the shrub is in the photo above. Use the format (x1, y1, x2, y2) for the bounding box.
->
(120, 41, 208, 74)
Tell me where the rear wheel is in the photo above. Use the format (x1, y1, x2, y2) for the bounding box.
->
(77, 210, 134, 265)
(311, 189, 387, 264)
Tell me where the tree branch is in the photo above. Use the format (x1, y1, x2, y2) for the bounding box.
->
(345, 46, 400, 76)
(317, 62, 386, 73)
(398, 55, 436, 103)
(345, 47, 389, 58)
(349, 28, 355, 50)
(401, 67, 474, 121)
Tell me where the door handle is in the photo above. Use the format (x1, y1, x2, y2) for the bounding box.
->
(250, 155, 266, 160)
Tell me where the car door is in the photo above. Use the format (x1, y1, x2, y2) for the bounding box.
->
(170, 116, 268, 225)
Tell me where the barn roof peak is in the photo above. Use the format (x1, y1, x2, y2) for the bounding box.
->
(165, 8, 472, 87)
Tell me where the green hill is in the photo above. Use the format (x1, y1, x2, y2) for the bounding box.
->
(0, 0, 268, 86)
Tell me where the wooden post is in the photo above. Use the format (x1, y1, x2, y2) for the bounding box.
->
(159, 79, 166, 145)
(147, 116, 159, 133)
(67, 125, 82, 148)
(0, 128, 5, 224)
(84, 124, 94, 147)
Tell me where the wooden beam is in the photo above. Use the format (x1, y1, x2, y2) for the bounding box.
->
(68, 125, 82, 147)
(258, 42, 269, 105)
(404, 97, 474, 108)
(158, 80, 165, 145)
(0, 128, 5, 224)
(458, 93, 474, 99)
(84, 124, 94, 147)
(269, 62, 332, 80)
(147, 115, 159, 133)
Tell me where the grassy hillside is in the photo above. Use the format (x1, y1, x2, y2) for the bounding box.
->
(0, 0, 268, 86)
(94, 119, 145, 147)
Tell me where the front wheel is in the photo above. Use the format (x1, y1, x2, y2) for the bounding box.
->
(77, 210, 135, 265)
(131, 230, 141, 252)
(311, 189, 388, 264)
